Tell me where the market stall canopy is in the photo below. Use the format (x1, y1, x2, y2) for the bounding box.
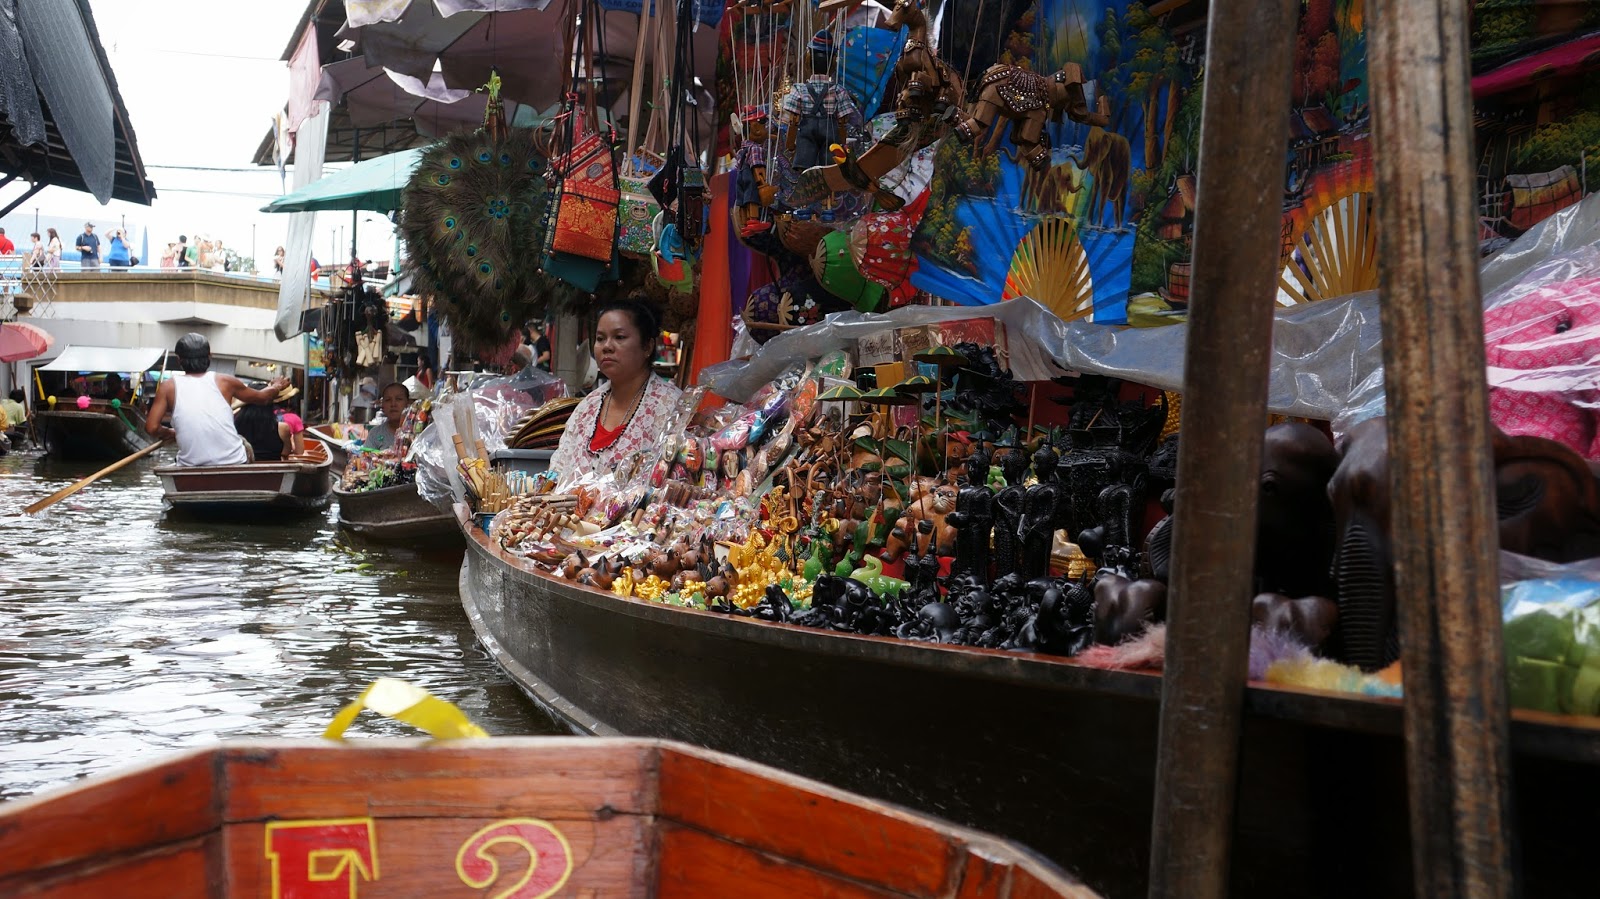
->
(336, 2, 721, 140)
(262, 146, 426, 214)
(40, 346, 166, 374)
(0, 0, 155, 209)
(0, 322, 54, 363)
(315, 57, 517, 135)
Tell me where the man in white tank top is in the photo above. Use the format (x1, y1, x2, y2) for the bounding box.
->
(144, 333, 289, 467)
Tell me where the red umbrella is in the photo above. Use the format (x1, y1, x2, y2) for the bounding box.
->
(0, 321, 53, 362)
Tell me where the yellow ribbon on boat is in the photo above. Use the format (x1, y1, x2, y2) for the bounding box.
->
(324, 678, 489, 740)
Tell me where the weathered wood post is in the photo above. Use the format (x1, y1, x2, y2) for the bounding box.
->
(1368, 0, 1517, 892)
(1146, 0, 1299, 893)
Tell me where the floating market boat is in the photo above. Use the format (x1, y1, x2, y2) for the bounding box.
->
(33, 407, 155, 461)
(335, 481, 457, 541)
(458, 509, 1600, 898)
(0, 738, 1098, 899)
(305, 424, 356, 471)
(32, 345, 164, 461)
(154, 440, 334, 515)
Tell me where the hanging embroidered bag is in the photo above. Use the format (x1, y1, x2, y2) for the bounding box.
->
(550, 128, 620, 262)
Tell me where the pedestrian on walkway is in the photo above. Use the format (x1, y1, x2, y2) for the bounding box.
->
(45, 228, 61, 270)
(75, 222, 100, 271)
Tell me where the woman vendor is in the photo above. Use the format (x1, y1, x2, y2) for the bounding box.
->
(550, 298, 681, 485)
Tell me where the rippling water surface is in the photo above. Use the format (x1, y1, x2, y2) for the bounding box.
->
(0, 447, 559, 801)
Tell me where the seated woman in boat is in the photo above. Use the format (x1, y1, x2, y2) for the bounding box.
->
(234, 402, 301, 462)
(550, 298, 681, 486)
(144, 333, 287, 467)
(363, 382, 410, 453)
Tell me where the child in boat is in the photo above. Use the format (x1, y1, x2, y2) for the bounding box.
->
(145, 333, 285, 466)
(363, 382, 410, 453)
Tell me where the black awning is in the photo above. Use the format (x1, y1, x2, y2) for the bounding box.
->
(0, 0, 154, 208)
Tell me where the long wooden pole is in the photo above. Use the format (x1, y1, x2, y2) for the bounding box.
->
(1367, 0, 1515, 893)
(1146, 0, 1298, 892)
(23, 439, 166, 515)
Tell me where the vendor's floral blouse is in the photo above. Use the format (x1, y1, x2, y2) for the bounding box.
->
(550, 376, 682, 487)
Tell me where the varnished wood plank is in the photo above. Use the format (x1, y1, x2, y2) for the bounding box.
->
(0, 748, 217, 882)
(655, 821, 907, 899)
(1148, 0, 1299, 894)
(221, 815, 650, 897)
(219, 740, 656, 822)
(0, 835, 217, 898)
(656, 746, 960, 897)
(1367, 0, 1516, 890)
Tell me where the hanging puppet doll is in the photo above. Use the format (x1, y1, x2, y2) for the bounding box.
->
(768, 29, 873, 222)
(794, 0, 963, 209)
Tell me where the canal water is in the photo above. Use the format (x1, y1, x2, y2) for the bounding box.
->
(0, 448, 560, 801)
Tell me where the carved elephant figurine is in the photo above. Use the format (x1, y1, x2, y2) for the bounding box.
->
(1091, 571, 1168, 646)
(1328, 417, 1600, 671)
(953, 63, 1110, 170)
(1064, 125, 1131, 231)
(1256, 422, 1339, 598)
(1482, 276, 1600, 461)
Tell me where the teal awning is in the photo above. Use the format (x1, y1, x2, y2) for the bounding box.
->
(261, 147, 427, 214)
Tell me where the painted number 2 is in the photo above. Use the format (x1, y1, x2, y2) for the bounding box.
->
(455, 818, 575, 899)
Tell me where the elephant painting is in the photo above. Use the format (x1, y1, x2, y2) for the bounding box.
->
(1063, 126, 1131, 232)
(1023, 159, 1087, 218)
(954, 63, 1110, 171)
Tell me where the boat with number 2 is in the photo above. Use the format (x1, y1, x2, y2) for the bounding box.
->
(0, 738, 1098, 898)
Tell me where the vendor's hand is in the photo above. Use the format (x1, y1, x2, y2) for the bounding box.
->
(268, 377, 290, 392)
(158, 426, 177, 442)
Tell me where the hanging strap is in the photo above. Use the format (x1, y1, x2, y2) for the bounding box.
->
(623, 3, 653, 168)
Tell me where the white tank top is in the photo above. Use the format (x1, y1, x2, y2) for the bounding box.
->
(172, 371, 247, 467)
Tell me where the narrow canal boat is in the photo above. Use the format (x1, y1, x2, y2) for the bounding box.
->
(335, 481, 458, 541)
(458, 510, 1600, 898)
(154, 439, 334, 514)
(0, 738, 1097, 899)
(305, 423, 354, 471)
(32, 345, 164, 461)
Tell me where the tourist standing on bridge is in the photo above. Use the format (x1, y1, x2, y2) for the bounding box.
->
(106, 229, 131, 270)
(0, 228, 14, 256)
(45, 228, 61, 270)
(75, 223, 100, 271)
(26, 233, 42, 268)
(144, 333, 287, 467)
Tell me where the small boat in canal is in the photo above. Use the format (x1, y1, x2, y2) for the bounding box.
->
(305, 423, 356, 471)
(457, 509, 1600, 898)
(335, 481, 458, 541)
(154, 439, 334, 515)
(0, 738, 1097, 898)
(32, 345, 165, 461)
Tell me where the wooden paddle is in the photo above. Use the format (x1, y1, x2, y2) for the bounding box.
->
(23, 439, 167, 515)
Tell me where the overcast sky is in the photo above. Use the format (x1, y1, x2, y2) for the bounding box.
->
(0, 1, 401, 268)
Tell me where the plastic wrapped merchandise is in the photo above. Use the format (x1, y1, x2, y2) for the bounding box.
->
(413, 394, 466, 510)
(1335, 242, 1600, 446)
(1502, 568, 1600, 716)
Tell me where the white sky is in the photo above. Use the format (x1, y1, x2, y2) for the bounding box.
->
(0, 0, 402, 269)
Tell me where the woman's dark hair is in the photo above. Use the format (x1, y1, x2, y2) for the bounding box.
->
(9, 389, 24, 402)
(234, 403, 283, 460)
(595, 297, 661, 352)
(175, 332, 210, 374)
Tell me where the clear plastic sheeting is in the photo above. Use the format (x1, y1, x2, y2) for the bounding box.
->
(705, 191, 1600, 426)
(412, 373, 562, 509)
(1336, 198, 1600, 446)
(701, 290, 1386, 421)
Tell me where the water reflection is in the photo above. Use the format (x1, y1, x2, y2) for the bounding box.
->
(0, 449, 559, 801)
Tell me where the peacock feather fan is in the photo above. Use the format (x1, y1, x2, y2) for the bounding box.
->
(400, 128, 550, 348)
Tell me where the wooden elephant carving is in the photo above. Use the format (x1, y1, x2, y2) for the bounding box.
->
(954, 63, 1110, 170)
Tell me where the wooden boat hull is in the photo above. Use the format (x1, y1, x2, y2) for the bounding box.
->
(0, 738, 1097, 898)
(34, 409, 153, 461)
(459, 513, 1600, 898)
(305, 425, 352, 470)
(335, 482, 458, 541)
(154, 447, 333, 515)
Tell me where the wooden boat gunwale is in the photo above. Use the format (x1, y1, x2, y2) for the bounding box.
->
(0, 738, 1100, 899)
(458, 507, 1600, 761)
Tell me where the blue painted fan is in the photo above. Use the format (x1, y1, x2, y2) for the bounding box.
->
(839, 25, 906, 121)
